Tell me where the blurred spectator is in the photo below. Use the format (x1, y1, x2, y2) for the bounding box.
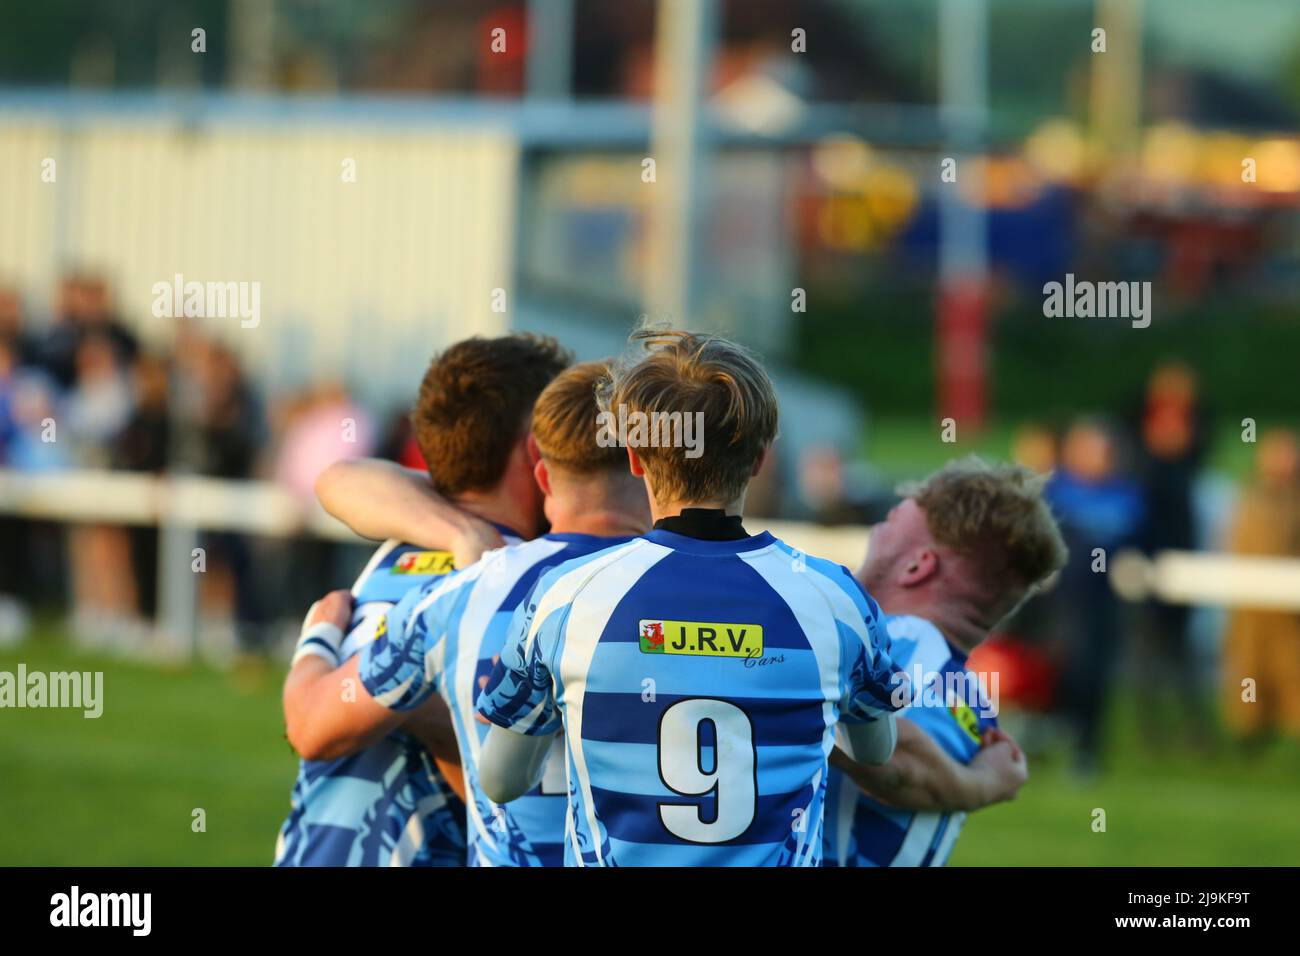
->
(1011, 421, 1059, 476)
(36, 273, 137, 389)
(63, 332, 134, 466)
(1046, 418, 1146, 779)
(0, 293, 69, 634)
(63, 330, 139, 641)
(274, 382, 376, 500)
(1131, 361, 1213, 751)
(111, 353, 172, 619)
(798, 445, 878, 524)
(193, 341, 261, 480)
(744, 441, 784, 519)
(1, 358, 66, 472)
(0, 286, 35, 365)
(186, 339, 264, 648)
(1221, 429, 1300, 750)
(271, 381, 376, 625)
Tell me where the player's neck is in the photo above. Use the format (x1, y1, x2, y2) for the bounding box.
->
(549, 508, 646, 538)
(932, 614, 987, 655)
(879, 591, 988, 655)
(546, 488, 648, 538)
(451, 488, 540, 540)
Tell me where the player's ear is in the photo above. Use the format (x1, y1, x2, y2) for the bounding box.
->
(750, 444, 768, 478)
(627, 446, 645, 477)
(900, 549, 938, 587)
(534, 457, 552, 498)
(525, 432, 542, 467)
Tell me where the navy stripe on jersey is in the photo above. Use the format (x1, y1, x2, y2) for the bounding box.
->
(581, 691, 831, 747)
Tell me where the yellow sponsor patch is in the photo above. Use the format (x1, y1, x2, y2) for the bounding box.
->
(638, 619, 763, 658)
(373, 615, 387, 643)
(949, 701, 982, 745)
(391, 550, 455, 576)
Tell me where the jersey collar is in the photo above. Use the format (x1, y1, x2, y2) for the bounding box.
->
(652, 508, 749, 541)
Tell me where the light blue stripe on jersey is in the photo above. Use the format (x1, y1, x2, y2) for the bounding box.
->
(477, 528, 909, 867)
(361, 533, 633, 867)
(823, 613, 996, 868)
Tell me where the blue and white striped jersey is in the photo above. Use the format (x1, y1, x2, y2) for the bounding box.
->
(359, 533, 635, 867)
(823, 614, 997, 867)
(476, 528, 910, 867)
(275, 537, 508, 867)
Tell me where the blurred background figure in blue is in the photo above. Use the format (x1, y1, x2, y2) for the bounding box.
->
(1047, 418, 1145, 780)
(1130, 360, 1213, 753)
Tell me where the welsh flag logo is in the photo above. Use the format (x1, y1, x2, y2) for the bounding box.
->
(639, 620, 665, 653)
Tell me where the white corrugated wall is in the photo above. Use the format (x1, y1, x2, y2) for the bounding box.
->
(0, 112, 519, 410)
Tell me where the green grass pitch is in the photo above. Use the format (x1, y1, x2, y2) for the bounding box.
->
(2, 633, 1297, 865)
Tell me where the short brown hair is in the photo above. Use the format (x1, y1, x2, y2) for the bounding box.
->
(532, 360, 626, 474)
(412, 334, 571, 495)
(902, 457, 1068, 606)
(601, 329, 778, 506)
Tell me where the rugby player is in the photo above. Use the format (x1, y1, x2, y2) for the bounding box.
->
(285, 361, 654, 865)
(474, 329, 909, 866)
(276, 333, 570, 866)
(824, 458, 1067, 866)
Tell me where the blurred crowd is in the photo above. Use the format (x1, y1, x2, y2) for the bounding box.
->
(985, 365, 1300, 773)
(0, 273, 400, 650)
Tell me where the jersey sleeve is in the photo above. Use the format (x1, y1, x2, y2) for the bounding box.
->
(475, 575, 564, 736)
(358, 575, 450, 711)
(838, 597, 912, 724)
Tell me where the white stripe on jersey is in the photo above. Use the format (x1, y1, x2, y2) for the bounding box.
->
(740, 546, 842, 867)
(455, 539, 569, 856)
(532, 538, 669, 866)
(350, 539, 401, 598)
(340, 610, 383, 661)
(893, 811, 944, 867)
(391, 807, 425, 867)
(931, 811, 967, 865)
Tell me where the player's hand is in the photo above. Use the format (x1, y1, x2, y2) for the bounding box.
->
(971, 729, 1028, 803)
(451, 516, 506, 569)
(303, 589, 353, 632)
(981, 727, 1024, 761)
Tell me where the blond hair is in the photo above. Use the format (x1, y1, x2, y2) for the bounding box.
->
(532, 360, 626, 474)
(600, 329, 778, 506)
(902, 457, 1068, 609)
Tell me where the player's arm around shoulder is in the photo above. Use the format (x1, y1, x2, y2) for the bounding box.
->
(314, 456, 504, 566)
(283, 573, 458, 761)
(832, 722, 1029, 812)
(282, 590, 407, 761)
